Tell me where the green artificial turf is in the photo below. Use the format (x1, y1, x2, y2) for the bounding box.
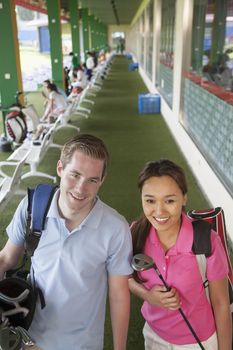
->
(0, 55, 211, 349)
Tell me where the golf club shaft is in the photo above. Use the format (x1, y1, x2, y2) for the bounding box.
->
(153, 267, 205, 350)
(177, 308, 205, 350)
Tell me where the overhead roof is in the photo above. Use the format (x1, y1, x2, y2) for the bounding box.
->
(16, 0, 142, 25)
(60, 0, 142, 25)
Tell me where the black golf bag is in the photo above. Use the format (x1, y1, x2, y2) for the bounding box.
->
(0, 277, 37, 349)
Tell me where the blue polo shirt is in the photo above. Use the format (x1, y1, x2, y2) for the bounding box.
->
(7, 190, 133, 350)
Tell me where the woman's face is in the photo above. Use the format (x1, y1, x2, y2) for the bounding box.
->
(141, 175, 187, 237)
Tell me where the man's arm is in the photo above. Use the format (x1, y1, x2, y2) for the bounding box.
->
(0, 239, 24, 280)
(108, 274, 130, 350)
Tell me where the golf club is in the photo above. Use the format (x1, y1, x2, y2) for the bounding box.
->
(132, 254, 205, 350)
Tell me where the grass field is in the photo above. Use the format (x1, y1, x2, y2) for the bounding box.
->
(19, 46, 51, 73)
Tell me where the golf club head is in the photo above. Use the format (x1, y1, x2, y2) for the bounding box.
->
(131, 254, 155, 272)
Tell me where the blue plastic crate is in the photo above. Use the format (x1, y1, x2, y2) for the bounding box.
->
(125, 53, 133, 60)
(138, 93, 161, 114)
(128, 63, 139, 71)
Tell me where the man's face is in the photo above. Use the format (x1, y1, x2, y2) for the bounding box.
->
(57, 150, 105, 217)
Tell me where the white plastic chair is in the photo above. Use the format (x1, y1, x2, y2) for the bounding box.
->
(0, 150, 29, 209)
(7, 126, 61, 183)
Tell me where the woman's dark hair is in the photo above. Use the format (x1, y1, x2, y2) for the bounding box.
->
(131, 159, 187, 257)
(43, 79, 51, 85)
(138, 159, 187, 195)
(72, 72, 78, 79)
(47, 83, 59, 93)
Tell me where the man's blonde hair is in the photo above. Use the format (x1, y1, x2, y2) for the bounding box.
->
(60, 134, 109, 179)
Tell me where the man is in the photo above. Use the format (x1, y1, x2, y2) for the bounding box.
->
(85, 51, 95, 81)
(0, 134, 133, 350)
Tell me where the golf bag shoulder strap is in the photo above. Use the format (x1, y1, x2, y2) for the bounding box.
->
(26, 184, 58, 257)
(189, 207, 223, 260)
(192, 220, 212, 257)
(191, 220, 212, 302)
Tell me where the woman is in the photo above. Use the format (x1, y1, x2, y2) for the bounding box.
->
(41, 83, 67, 123)
(129, 159, 231, 349)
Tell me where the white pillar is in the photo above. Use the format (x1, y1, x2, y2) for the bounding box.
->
(172, 0, 194, 119)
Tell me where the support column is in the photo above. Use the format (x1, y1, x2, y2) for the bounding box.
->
(81, 8, 90, 60)
(191, 0, 207, 73)
(153, 0, 162, 86)
(69, 0, 80, 65)
(89, 15, 96, 51)
(46, 0, 64, 90)
(96, 18, 100, 51)
(210, 0, 227, 66)
(96, 20, 102, 50)
(0, 1, 23, 108)
(100, 23, 107, 50)
(173, 0, 194, 118)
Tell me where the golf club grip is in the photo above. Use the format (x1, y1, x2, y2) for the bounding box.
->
(178, 308, 205, 350)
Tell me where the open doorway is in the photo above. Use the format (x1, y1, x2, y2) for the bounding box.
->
(112, 32, 125, 54)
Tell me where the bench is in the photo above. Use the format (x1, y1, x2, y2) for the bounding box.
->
(0, 150, 29, 209)
(7, 123, 61, 183)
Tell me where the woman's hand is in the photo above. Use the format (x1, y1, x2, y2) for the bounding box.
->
(146, 285, 181, 310)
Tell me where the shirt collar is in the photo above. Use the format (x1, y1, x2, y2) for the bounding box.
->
(47, 189, 103, 229)
(175, 213, 194, 253)
(79, 198, 103, 229)
(47, 189, 61, 218)
(148, 213, 194, 254)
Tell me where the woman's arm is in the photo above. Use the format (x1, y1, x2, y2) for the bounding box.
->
(209, 277, 232, 350)
(128, 277, 181, 310)
(49, 93, 55, 113)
